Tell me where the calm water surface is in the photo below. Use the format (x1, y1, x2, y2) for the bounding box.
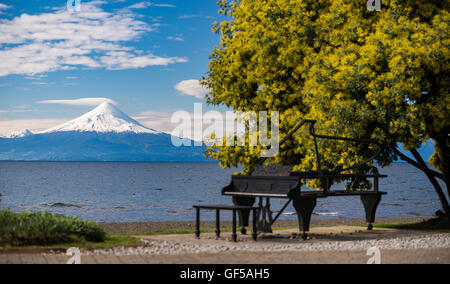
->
(0, 162, 446, 222)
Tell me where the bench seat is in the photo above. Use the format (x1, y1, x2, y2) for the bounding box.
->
(193, 204, 259, 242)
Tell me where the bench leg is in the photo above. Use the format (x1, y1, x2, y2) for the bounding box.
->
(252, 209, 258, 241)
(232, 209, 237, 242)
(361, 194, 382, 230)
(293, 197, 317, 240)
(195, 207, 201, 239)
(216, 209, 221, 239)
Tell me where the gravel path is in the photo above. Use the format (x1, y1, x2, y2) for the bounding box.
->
(79, 233, 450, 256)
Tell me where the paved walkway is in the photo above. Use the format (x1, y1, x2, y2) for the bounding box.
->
(1, 249, 449, 264)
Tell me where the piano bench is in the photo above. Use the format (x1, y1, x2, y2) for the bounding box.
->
(193, 205, 260, 242)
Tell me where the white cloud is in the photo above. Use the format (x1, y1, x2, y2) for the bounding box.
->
(25, 75, 48, 80)
(31, 81, 55, 86)
(0, 3, 11, 10)
(179, 14, 200, 19)
(38, 98, 116, 106)
(151, 3, 176, 8)
(128, 2, 152, 9)
(0, 3, 10, 15)
(100, 51, 187, 69)
(133, 110, 202, 139)
(128, 2, 175, 9)
(0, 104, 37, 114)
(132, 110, 175, 134)
(0, 1, 187, 77)
(175, 80, 209, 99)
(65, 82, 79, 86)
(134, 109, 239, 140)
(167, 35, 184, 42)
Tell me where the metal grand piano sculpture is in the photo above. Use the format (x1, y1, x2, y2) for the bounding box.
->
(222, 120, 387, 240)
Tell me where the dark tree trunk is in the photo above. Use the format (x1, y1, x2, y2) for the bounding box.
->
(410, 149, 450, 215)
(435, 137, 450, 199)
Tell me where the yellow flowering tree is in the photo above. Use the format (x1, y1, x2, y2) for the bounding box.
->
(203, 0, 450, 214)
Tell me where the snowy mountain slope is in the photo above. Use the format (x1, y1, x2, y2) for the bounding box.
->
(7, 129, 34, 138)
(41, 102, 160, 134)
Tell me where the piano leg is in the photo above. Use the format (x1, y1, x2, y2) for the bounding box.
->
(361, 194, 382, 231)
(293, 197, 317, 240)
(232, 196, 256, 229)
(256, 197, 273, 233)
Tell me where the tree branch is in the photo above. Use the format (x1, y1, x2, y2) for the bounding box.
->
(392, 146, 444, 180)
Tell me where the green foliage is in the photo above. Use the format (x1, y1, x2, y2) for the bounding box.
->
(375, 217, 450, 232)
(204, 0, 449, 189)
(2, 235, 142, 251)
(0, 210, 106, 246)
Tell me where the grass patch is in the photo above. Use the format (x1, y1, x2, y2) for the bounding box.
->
(375, 217, 450, 233)
(1, 235, 143, 252)
(0, 209, 106, 246)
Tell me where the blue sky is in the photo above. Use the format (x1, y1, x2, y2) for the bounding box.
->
(0, 0, 226, 135)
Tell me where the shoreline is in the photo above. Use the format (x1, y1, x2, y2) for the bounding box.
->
(99, 217, 430, 235)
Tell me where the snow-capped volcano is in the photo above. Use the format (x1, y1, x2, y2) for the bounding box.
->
(0, 102, 207, 162)
(41, 102, 160, 134)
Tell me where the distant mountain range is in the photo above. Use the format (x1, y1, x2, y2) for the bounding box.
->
(0, 102, 207, 162)
(0, 102, 435, 162)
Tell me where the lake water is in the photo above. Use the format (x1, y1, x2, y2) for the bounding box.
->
(0, 162, 446, 222)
